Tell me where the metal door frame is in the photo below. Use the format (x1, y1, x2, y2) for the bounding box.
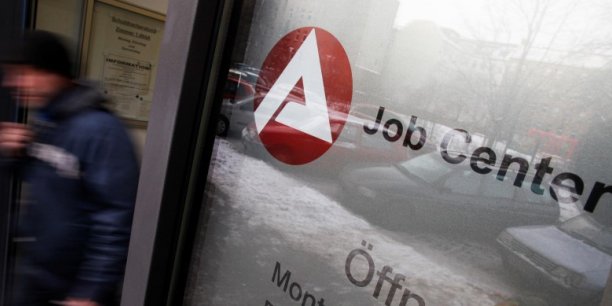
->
(120, 0, 243, 305)
(0, 0, 34, 304)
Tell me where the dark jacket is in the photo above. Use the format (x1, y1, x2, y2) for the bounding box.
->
(15, 83, 139, 303)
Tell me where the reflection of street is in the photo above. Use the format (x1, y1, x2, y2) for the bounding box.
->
(187, 138, 565, 306)
(292, 169, 556, 305)
(185, 187, 369, 306)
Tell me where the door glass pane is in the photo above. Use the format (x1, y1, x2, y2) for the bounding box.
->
(186, 1, 612, 305)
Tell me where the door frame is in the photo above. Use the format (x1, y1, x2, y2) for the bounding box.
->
(0, 0, 34, 304)
(120, 0, 243, 305)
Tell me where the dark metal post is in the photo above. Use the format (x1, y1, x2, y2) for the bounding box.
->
(0, 0, 32, 304)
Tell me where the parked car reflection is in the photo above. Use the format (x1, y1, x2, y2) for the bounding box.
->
(217, 65, 308, 138)
(241, 113, 410, 174)
(217, 69, 257, 136)
(497, 213, 612, 304)
(230, 63, 261, 84)
(339, 152, 560, 233)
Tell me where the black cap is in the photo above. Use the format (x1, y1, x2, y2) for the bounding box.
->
(0, 30, 74, 79)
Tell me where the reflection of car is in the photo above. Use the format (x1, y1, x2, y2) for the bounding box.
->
(497, 214, 612, 304)
(229, 65, 260, 83)
(241, 114, 409, 173)
(339, 152, 560, 231)
(218, 71, 256, 136)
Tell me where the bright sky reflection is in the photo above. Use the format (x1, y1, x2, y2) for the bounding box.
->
(394, 0, 612, 54)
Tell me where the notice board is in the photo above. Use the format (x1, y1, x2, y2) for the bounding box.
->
(82, 0, 165, 126)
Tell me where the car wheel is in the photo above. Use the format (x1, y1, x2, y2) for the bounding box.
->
(216, 117, 229, 137)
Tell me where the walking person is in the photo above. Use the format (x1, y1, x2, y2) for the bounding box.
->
(0, 30, 139, 306)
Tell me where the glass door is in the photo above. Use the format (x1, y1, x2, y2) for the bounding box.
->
(177, 0, 612, 305)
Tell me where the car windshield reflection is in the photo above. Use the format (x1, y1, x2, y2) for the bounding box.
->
(560, 214, 612, 254)
(397, 153, 453, 184)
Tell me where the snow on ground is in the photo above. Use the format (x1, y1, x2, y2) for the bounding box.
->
(205, 139, 521, 305)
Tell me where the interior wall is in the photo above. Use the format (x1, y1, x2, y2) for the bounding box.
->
(35, 0, 170, 161)
(35, 0, 83, 68)
(122, 0, 168, 14)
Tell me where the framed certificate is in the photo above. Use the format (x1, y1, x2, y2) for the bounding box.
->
(81, 0, 165, 127)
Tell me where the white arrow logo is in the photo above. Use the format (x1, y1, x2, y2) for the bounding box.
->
(254, 29, 333, 143)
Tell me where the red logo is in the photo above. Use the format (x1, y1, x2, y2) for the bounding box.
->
(254, 27, 353, 165)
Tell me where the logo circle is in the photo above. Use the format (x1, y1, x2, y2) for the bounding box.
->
(255, 27, 353, 165)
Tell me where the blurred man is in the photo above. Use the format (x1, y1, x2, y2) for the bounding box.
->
(0, 31, 139, 306)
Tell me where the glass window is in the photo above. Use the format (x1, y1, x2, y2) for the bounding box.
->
(399, 154, 453, 184)
(184, 1, 612, 305)
(481, 174, 515, 199)
(443, 170, 480, 195)
(560, 214, 612, 254)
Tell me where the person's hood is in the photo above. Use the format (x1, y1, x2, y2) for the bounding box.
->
(41, 81, 107, 121)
